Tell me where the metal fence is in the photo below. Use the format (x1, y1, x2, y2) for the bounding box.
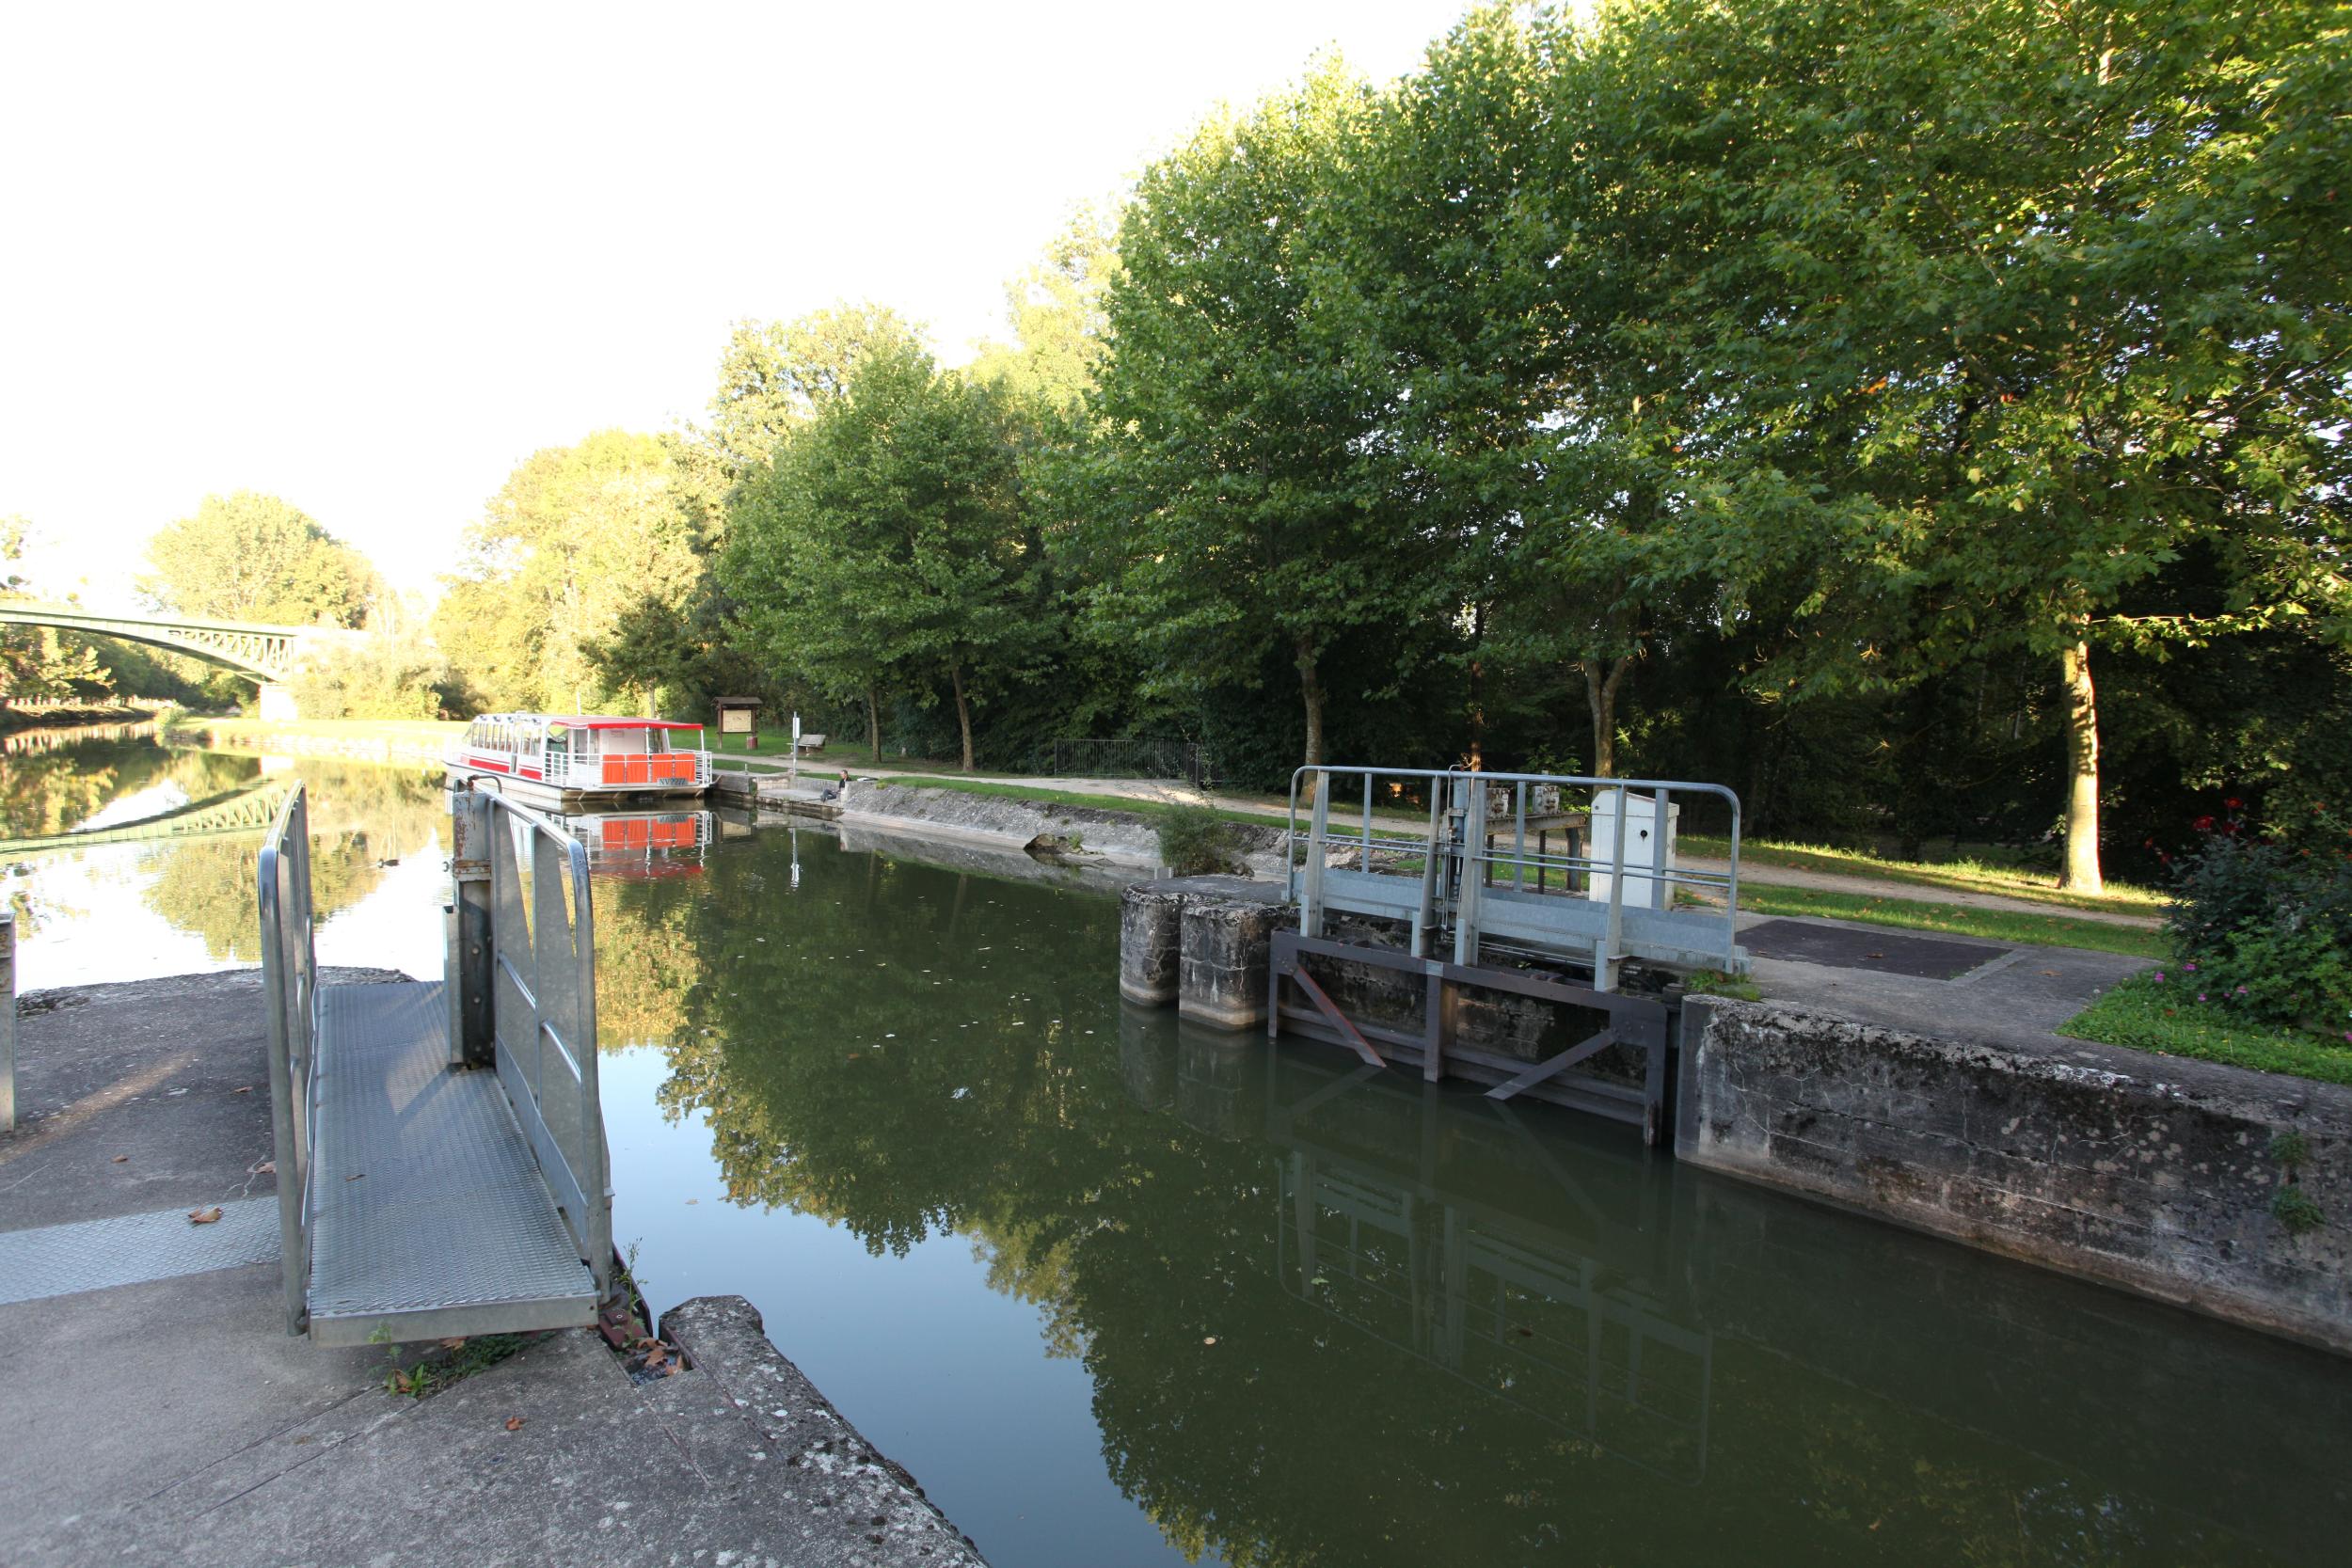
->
(1284, 767, 1746, 991)
(257, 785, 320, 1335)
(1028, 738, 1216, 787)
(448, 789, 612, 1295)
(1, 907, 16, 1133)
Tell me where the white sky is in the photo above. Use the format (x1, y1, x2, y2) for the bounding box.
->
(1, 1, 1474, 601)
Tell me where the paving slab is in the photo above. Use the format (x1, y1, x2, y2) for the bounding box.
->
(0, 971, 991, 1566)
(1737, 916, 2009, 980)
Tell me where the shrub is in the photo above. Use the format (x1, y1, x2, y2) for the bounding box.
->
(1158, 801, 1236, 876)
(2165, 802, 2352, 1035)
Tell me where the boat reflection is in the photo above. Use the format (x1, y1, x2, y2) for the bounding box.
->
(553, 807, 713, 879)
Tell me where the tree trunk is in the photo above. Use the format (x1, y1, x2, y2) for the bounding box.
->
(865, 684, 882, 764)
(949, 659, 975, 772)
(1582, 657, 1632, 778)
(1466, 603, 1487, 770)
(2058, 638, 2104, 893)
(1295, 640, 1327, 769)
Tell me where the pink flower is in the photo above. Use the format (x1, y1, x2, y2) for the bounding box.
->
(2185, 961, 2198, 972)
(2198, 993, 2206, 1002)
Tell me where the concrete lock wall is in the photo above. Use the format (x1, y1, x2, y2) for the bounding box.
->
(1677, 997, 2352, 1354)
(1119, 878, 1287, 1030)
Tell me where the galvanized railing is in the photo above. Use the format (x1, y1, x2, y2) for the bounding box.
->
(1, 906, 18, 1133)
(1285, 767, 1746, 990)
(448, 787, 612, 1294)
(258, 785, 321, 1335)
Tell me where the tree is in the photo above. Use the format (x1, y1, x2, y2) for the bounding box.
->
(1064, 60, 1444, 770)
(0, 516, 109, 699)
(721, 336, 1045, 769)
(692, 303, 929, 483)
(1590, 0, 2352, 888)
(140, 492, 375, 626)
(434, 430, 704, 715)
(968, 204, 1122, 419)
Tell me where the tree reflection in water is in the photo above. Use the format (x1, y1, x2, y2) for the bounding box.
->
(604, 826, 2343, 1568)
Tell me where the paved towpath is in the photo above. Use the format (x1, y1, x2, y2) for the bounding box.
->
(734, 757, 2162, 930)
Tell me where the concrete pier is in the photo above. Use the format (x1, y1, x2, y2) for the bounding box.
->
(1117, 876, 1287, 1029)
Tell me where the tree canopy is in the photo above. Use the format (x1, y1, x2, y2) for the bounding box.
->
(140, 491, 377, 627)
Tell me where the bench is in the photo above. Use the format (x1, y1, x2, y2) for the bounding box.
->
(794, 732, 828, 756)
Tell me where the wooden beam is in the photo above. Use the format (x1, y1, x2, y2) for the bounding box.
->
(1288, 965, 1385, 1069)
(1485, 1027, 1615, 1101)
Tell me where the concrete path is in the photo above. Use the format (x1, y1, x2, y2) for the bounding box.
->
(1687, 854, 2162, 929)
(0, 971, 987, 1568)
(738, 758, 2164, 932)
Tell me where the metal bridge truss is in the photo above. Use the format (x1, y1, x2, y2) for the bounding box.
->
(0, 602, 313, 682)
(0, 780, 294, 855)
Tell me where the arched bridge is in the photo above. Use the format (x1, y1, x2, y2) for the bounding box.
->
(0, 603, 323, 682)
(0, 779, 296, 856)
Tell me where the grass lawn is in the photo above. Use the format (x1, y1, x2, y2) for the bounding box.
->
(1736, 883, 2166, 958)
(167, 716, 466, 741)
(1683, 832, 2163, 918)
(2061, 971, 2352, 1086)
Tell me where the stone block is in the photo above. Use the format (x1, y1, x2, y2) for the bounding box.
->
(1178, 897, 1281, 1030)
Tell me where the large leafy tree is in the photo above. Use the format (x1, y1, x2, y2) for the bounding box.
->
(0, 516, 109, 699)
(140, 491, 375, 627)
(434, 430, 703, 715)
(1595, 0, 2352, 888)
(721, 336, 1045, 768)
(1064, 60, 1446, 770)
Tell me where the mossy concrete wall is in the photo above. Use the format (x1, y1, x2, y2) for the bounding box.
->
(1677, 997, 2352, 1355)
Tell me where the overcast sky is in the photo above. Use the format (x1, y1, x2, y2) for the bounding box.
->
(1, 1, 1474, 600)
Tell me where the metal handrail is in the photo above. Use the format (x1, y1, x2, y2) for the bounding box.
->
(1, 907, 17, 1133)
(450, 786, 612, 1294)
(1285, 765, 1746, 990)
(258, 785, 319, 1335)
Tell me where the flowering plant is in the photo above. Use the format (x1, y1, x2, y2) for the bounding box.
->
(2164, 800, 2352, 1034)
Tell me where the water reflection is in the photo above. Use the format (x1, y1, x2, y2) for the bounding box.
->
(5, 736, 2346, 1566)
(615, 827, 2345, 1568)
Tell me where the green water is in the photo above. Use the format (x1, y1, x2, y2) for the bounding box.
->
(6, 740, 2348, 1567)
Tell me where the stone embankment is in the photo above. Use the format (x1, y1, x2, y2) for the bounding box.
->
(763, 777, 1287, 872)
(1677, 996, 2352, 1356)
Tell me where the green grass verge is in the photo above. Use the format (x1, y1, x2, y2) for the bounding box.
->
(165, 715, 465, 742)
(1684, 832, 2163, 918)
(2060, 972, 2352, 1086)
(1737, 883, 2166, 958)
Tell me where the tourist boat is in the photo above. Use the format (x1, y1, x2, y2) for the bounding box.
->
(446, 713, 713, 809)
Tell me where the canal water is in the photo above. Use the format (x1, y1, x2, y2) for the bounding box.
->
(7, 736, 2349, 1567)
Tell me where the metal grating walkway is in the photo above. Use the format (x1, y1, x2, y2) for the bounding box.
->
(305, 981, 597, 1346)
(0, 1198, 280, 1306)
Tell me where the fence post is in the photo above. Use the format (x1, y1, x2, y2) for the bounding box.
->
(1, 907, 15, 1133)
(447, 789, 496, 1069)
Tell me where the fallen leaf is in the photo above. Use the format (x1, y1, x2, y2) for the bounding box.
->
(188, 1206, 223, 1224)
(439, 1338, 468, 1351)
(111, 1154, 128, 1164)
(2040, 970, 2060, 977)
(254, 1161, 277, 1176)
(504, 1417, 525, 1432)
(345, 1173, 365, 1181)
(1202, 1336, 1217, 1346)
(233, 1085, 254, 1095)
